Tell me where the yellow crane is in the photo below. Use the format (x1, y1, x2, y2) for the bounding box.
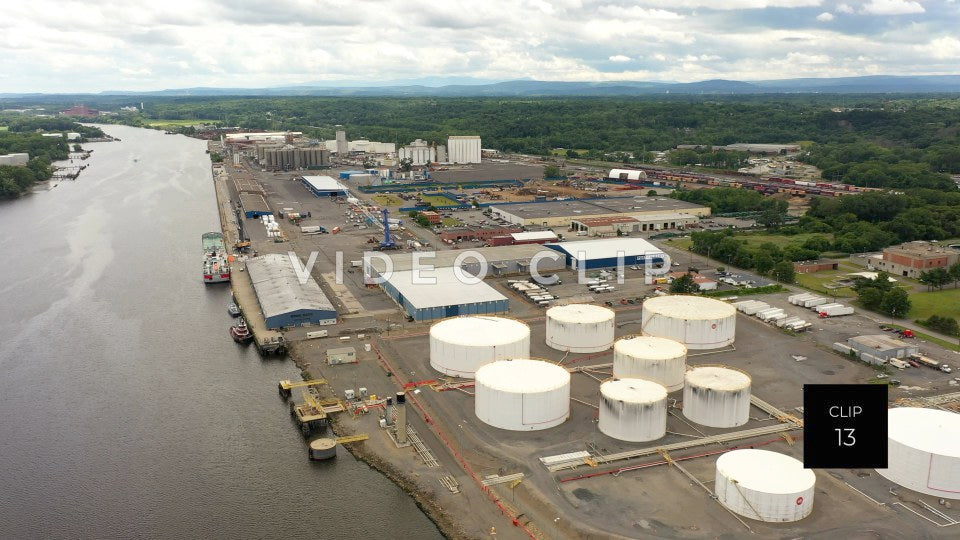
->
(278, 378, 327, 398)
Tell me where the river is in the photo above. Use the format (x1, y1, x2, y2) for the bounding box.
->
(0, 125, 441, 539)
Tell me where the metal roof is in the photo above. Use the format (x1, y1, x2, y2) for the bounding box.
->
(546, 237, 664, 261)
(368, 244, 561, 274)
(384, 266, 507, 310)
(511, 231, 557, 242)
(246, 254, 336, 319)
(849, 334, 913, 351)
(491, 197, 707, 220)
(301, 175, 349, 192)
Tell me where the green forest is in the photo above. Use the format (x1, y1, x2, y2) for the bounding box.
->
(0, 118, 104, 198)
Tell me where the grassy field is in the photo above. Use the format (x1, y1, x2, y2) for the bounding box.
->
(0, 126, 8, 131)
(441, 217, 461, 227)
(419, 194, 459, 207)
(794, 270, 857, 298)
(371, 194, 405, 206)
(733, 233, 823, 248)
(908, 288, 960, 321)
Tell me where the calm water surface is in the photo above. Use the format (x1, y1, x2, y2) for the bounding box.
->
(0, 125, 441, 539)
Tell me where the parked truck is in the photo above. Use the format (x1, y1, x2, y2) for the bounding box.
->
(911, 354, 954, 373)
(818, 304, 855, 318)
(888, 358, 910, 370)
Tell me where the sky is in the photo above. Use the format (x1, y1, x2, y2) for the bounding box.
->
(2, 0, 959, 93)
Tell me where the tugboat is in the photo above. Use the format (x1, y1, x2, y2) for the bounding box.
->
(227, 302, 241, 317)
(230, 318, 253, 344)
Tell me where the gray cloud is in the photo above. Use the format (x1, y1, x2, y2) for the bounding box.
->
(1, 0, 958, 92)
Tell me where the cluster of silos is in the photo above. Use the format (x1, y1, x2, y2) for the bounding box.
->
(474, 359, 570, 431)
(715, 449, 816, 522)
(545, 304, 615, 353)
(877, 407, 960, 499)
(429, 316, 530, 378)
(640, 295, 736, 350)
(683, 366, 752, 428)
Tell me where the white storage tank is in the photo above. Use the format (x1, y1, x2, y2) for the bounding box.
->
(876, 407, 960, 498)
(474, 359, 570, 431)
(683, 366, 751, 428)
(613, 336, 687, 392)
(429, 316, 531, 378)
(545, 304, 615, 353)
(715, 449, 815, 522)
(641, 295, 736, 349)
(598, 378, 668, 442)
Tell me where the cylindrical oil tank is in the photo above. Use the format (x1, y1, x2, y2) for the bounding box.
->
(598, 378, 668, 442)
(613, 336, 687, 392)
(308, 438, 337, 460)
(683, 366, 751, 428)
(876, 407, 960, 498)
(545, 304, 615, 353)
(475, 359, 570, 431)
(429, 316, 530, 378)
(715, 449, 815, 522)
(641, 295, 736, 349)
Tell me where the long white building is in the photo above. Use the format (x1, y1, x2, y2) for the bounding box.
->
(447, 135, 481, 164)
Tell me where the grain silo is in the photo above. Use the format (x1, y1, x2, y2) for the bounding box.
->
(474, 359, 570, 431)
(545, 304, 615, 353)
(715, 449, 815, 522)
(613, 336, 688, 392)
(598, 378, 668, 442)
(641, 295, 736, 349)
(429, 316, 531, 378)
(876, 407, 960, 498)
(683, 366, 751, 428)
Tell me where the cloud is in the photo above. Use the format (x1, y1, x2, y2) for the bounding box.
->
(861, 0, 925, 15)
(0, 0, 956, 93)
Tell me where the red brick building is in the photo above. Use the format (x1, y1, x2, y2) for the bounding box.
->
(61, 105, 100, 117)
(440, 226, 522, 243)
(419, 210, 441, 224)
(793, 259, 840, 274)
(874, 241, 959, 279)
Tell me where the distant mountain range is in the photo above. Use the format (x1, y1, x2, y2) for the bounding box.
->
(7, 75, 960, 98)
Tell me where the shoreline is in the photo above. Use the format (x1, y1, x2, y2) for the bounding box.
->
(210, 161, 467, 539)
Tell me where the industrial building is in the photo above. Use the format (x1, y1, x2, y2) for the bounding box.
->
(447, 135, 482, 164)
(846, 335, 918, 360)
(571, 214, 699, 236)
(488, 230, 559, 246)
(245, 254, 338, 329)
(545, 237, 666, 270)
(323, 138, 396, 155)
(608, 168, 648, 181)
(793, 259, 840, 273)
(240, 192, 272, 218)
(300, 175, 350, 197)
(398, 139, 441, 166)
(439, 226, 523, 243)
(255, 144, 330, 170)
(60, 105, 99, 117)
(872, 241, 960, 279)
(365, 244, 566, 278)
(226, 131, 301, 143)
(0, 153, 29, 166)
(379, 266, 509, 322)
(489, 197, 709, 228)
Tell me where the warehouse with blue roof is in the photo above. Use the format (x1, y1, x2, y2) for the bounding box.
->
(546, 237, 666, 270)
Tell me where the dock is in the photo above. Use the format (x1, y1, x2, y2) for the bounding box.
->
(210, 153, 285, 354)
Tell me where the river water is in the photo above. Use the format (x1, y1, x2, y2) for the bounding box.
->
(0, 125, 441, 539)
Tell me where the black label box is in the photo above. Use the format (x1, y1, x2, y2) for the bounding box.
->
(803, 384, 888, 469)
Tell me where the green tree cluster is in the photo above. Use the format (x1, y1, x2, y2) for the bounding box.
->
(689, 229, 802, 281)
(669, 273, 699, 294)
(850, 273, 912, 318)
(918, 315, 960, 337)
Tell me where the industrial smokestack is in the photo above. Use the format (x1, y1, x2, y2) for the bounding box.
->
(395, 391, 407, 444)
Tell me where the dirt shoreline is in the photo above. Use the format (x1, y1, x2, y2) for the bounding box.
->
(289, 344, 470, 540)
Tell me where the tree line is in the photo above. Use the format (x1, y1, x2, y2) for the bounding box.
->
(0, 118, 103, 198)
